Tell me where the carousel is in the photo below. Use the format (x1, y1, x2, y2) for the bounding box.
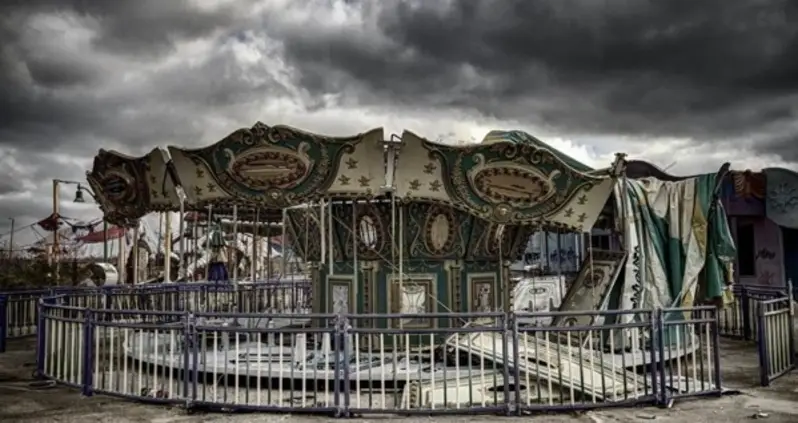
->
(85, 122, 735, 404)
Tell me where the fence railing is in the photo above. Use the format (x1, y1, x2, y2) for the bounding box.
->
(757, 296, 796, 386)
(716, 284, 791, 341)
(28, 284, 724, 415)
(715, 282, 795, 386)
(0, 280, 311, 353)
(4, 281, 795, 413)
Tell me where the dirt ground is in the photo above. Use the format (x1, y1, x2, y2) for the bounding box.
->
(1, 337, 797, 423)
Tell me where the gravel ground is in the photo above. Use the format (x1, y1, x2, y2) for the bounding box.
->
(1, 337, 797, 423)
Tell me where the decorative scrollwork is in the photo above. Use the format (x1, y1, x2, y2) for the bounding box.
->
(183, 122, 360, 208)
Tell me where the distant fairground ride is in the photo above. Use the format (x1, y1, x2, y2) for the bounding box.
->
(43, 121, 746, 412)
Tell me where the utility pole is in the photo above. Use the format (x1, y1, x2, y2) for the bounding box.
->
(7, 218, 14, 259)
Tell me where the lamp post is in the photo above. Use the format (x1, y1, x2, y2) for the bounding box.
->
(52, 179, 108, 282)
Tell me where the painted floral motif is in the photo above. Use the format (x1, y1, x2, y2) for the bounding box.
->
(768, 182, 798, 214)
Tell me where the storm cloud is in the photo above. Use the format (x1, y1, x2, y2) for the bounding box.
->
(0, 0, 796, 239)
(265, 0, 798, 155)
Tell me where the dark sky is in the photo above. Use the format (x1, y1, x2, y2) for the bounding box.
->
(0, 0, 796, 241)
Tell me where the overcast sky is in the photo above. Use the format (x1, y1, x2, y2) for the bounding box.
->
(0, 0, 796, 242)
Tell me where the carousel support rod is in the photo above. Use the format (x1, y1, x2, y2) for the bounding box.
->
(280, 208, 288, 279)
(132, 223, 139, 284)
(398, 203, 404, 328)
(327, 200, 334, 275)
(268, 210, 274, 281)
(320, 200, 326, 266)
(253, 208, 260, 280)
(498, 226, 506, 312)
(118, 232, 125, 283)
(556, 229, 562, 276)
(543, 230, 550, 271)
(164, 212, 172, 283)
(205, 204, 213, 281)
(390, 192, 396, 314)
(102, 220, 108, 263)
(352, 200, 358, 314)
(191, 209, 198, 281)
(232, 205, 239, 286)
(177, 187, 186, 280)
(303, 203, 310, 277)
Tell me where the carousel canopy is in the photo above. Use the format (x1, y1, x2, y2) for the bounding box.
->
(86, 122, 624, 230)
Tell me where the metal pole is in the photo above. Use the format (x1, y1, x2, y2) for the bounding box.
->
(117, 232, 125, 284)
(252, 208, 259, 280)
(178, 196, 185, 280)
(102, 220, 108, 262)
(132, 223, 139, 284)
(8, 218, 14, 258)
(164, 212, 172, 283)
(204, 205, 213, 281)
(52, 180, 60, 283)
(232, 205, 239, 286)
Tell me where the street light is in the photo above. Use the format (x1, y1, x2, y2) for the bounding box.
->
(73, 184, 88, 203)
(52, 180, 109, 283)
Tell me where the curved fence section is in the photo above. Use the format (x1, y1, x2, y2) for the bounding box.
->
(27, 284, 727, 415)
(0, 281, 311, 353)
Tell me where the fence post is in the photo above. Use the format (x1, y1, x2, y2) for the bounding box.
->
(502, 312, 514, 416)
(788, 279, 796, 365)
(337, 313, 350, 418)
(82, 309, 95, 396)
(35, 297, 54, 378)
(647, 309, 659, 403)
(655, 308, 669, 407)
(711, 306, 723, 394)
(741, 285, 752, 340)
(182, 310, 195, 408)
(757, 304, 770, 386)
(182, 310, 189, 399)
(0, 294, 7, 353)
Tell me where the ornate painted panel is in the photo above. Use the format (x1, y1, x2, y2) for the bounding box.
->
(511, 275, 567, 326)
(552, 250, 626, 327)
(395, 130, 614, 229)
(167, 144, 229, 206)
(327, 275, 356, 314)
(143, 147, 181, 213)
(387, 273, 438, 328)
(764, 167, 798, 229)
(86, 148, 156, 226)
(330, 200, 393, 261)
(325, 128, 386, 196)
(405, 202, 471, 259)
(466, 273, 498, 312)
(167, 122, 383, 209)
(451, 261, 502, 312)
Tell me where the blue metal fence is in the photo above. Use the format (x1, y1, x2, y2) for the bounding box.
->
(19, 284, 724, 415)
(715, 282, 795, 386)
(1, 281, 793, 414)
(0, 281, 311, 352)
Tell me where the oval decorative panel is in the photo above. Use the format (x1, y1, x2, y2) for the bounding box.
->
(471, 164, 557, 208)
(227, 145, 311, 191)
(423, 207, 457, 255)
